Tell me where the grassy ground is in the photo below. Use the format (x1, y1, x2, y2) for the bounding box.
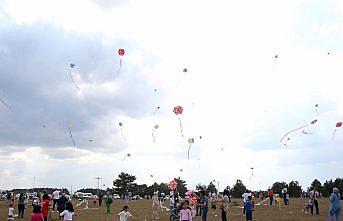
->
(0, 198, 339, 221)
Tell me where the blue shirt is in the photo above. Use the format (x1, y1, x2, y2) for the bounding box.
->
(246, 201, 253, 211)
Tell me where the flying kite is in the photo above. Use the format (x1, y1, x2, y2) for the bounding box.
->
(249, 167, 254, 180)
(168, 180, 178, 190)
(69, 63, 80, 91)
(280, 119, 318, 144)
(315, 104, 319, 114)
(153, 106, 160, 114)
(187, 138, 194, 160)
(173, 106, 184, 136)
(117, 48, 125, 75)
(152, 124, 159, 143)
(67, 124, 76, 147)
(0, 97, 14, 112)
(118, 122, 127, 141)
(332, 122, 342, 140)
(122, 153, 131, 161)
(183, 68, 188, 73)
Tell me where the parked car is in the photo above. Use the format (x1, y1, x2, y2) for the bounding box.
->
(113, 194, 121, 199)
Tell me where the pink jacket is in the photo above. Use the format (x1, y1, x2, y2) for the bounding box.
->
(179, 208, 192, 221)
(31, 213, 44, 221)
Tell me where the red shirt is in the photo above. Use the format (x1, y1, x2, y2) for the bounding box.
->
(268, 190, 273, 197)
(41, 200, 50, 217)
(31, 213, 44, 221)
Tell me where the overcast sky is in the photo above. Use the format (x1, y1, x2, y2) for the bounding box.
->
(1, 0, 343, 192)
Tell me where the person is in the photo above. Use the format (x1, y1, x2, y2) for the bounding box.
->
(303, 199, 313, 213)
(309, 187, 320, 215)
(245, 196, 254, 221)
(52, 189, 60, 211)
(274, 194, 281, 209)
(41, 193, 51, 221)
(118, 205, 133, 221)
(31, 205, 44, 221)
(98, 192, 103, 207)
(219, 190, 230, 221)
(210, 194, 216, 216)
(104, 192, 113, 214)
(268, 189, 274, 206)
(152, 192, 160, 220)
(8, 204, 14, 221)
(59, 202, 74, 221)
(179, 201, 192, 221)
(199, 191, 209, 221)
(282, 187, 288, 205)
(57, 193, 68, 215)
(242, 192, 251, 214)
(195, 194, 201, 217)
(329, 187, 341, 221)
(169, 194, 175, 211)
(18, 193, 26, 218)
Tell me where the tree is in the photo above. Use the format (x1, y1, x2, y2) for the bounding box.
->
(207, 182, 217, 194)
(310, 179, 323, 193)
(334, 178, 343, 196)
(272, 182, 287, 194)
(131, 184, 148, 197)
(113, 172, 137, 196)
(231, 180, 247, 198)
(288, 181, 302, 197)
(196, 183, 206, 192)
(174, 177, 187, 196)
(323, 179, 334, 197)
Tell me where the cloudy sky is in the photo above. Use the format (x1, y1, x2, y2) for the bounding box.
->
(1, 0, 343, 191)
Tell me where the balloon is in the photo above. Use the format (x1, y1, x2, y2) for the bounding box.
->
(118, 49, 125, 56)
(173, 106, 183, 115)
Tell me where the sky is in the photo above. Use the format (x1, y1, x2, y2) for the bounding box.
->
(1, 0, 343, 192)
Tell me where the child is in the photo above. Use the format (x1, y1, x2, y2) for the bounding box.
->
(303, 199, 313, 213)
(245, 196, 254, 221)
(41, 194, 50, 221)
(8, 204, 14, 221)
(31, 205, 44, 221)
(59, 202, 74, 221)
(179, 201, 192, 221)
(118, 206, 133, 221)
(275, 194, 281, 209)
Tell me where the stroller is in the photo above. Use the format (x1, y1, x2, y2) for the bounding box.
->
(169, 207, 179, 221)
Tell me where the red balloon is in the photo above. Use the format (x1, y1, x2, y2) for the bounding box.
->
(310, 119, 318, 125)
(336, 122, 342, 128)
(118, 49, 125, 56)
(173, 106, 183, 115)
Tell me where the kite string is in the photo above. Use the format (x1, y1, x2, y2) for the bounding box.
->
(187, 144, 192, 160)
(280, 125, 308, 143)
(179, 117, 184, 137)
(69, 129, 76, 147)
(332, 129, 338, 140)
(69, 69, 80, 91)
(117, 58, 122, 75)
(0, 98, 14, 112)
(152, 129, 156, 143)
(120, 127, 127, 141)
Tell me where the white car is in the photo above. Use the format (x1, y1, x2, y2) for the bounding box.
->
(113, 194, 121, 199)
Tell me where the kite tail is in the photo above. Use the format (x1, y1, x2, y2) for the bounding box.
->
(69, 129, 76, 147)
(249, 171, 254, 180)
(187, 144, 192, 160)
(117, 58, 122, 75)
(69, 69, 80, 91)
(153, 108, 159, 115)
(152, 129, 156, 143)
(280, 125, 308, 143)
(0, 98, 14, 112)
(179, 117, 184, 137)
(120, 127, 127, 141)
(332, 129, 337, 140)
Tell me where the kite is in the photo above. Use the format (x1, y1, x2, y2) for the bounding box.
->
(280, 119, 318, 144)
(0, 97, 14, 112)
(183, 68, 188, 73)
(150, 175, 154, 178)
(67, 124, 76, 147)
(332, 122, 342, 140)
(118, 122, 127, 141)
(315, 104, 319, 114)
(180, 169, 183, 172)
(122, 153, 131, 161)
(153, 106, 160, 114)
(117, 48, 125, 75)
(168, 180, 178, 190)
(69, 63, 80, 91)
(173, 106, 184, 136)
(249, 167, 254, 180)
(187, 138, 194, 159)
(152, 124, 159, 143)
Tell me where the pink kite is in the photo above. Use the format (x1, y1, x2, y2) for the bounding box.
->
(117, 48, 125, 75)
(168, 180, 178, 190)
(173, 106, 184, 136)
(332, 122, 342, 140)
(280, 119, 318, 144)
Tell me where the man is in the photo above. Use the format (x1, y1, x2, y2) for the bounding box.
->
(220, 190, 230, 221)
(98, 192, 103, 207)
(52, 189, 60, 211)
(268, 189, 274, 206)
(309, 188, 320, 215)
(282, 187, 288, 205)
(104, 192, 113, 214)
(199, 191, 209, 221)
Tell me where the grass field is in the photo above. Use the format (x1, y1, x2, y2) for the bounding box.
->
(0, 198, 339, 221)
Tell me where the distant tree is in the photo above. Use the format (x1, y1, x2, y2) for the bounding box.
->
(207, 182, 217, 194)
(310, 179, 323, 193)
(323, 179, 334, 197)
(334, 178, 343, 196)
(174, 177, 187, 196)
(272, 182, 287, 194)
(131, 184, 148, 197)
(196, 184, 206, 192)
(75, 188, 99, 195)
(288, 181, 302, 197)
(113, 172, 137, 196)
(231, 180, 247, 198)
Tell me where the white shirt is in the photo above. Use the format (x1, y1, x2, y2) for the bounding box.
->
(282, 188, 287, 194)
(53, 190, 60, 200)
(309, 190, 319, 200)
(242, 193, 251, 203)
(118, 211, 133, 221)
(60, 210, 73, 220)
(8, 207, 14, 216)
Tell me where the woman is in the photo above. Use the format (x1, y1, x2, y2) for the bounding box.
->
(18, 193, 26, 218)
(329, 187, 341, 221)
(220, 190, 230, 221)
(152, 192, 160, 220)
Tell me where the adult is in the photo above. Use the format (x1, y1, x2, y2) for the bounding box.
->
(98, 192, 103, 207)
(41, 193, 50, 221)
(152, 192, 160, 220)
(282, 187, 288, 205)
(52, 189, 60, 211)
(268, 189, 274, 206)
(309, 187, 320, 215)
(220, 189, 230, 221)
(199, 191, 209, 221)
(104, 192, 113, 214)
(57, 192, 68, 215)
(18, 193, 26, 218)
(329, 187, 341, 221)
